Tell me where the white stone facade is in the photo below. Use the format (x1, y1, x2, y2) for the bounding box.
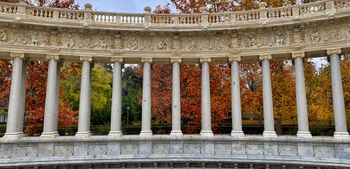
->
(0, 0, 350, 167)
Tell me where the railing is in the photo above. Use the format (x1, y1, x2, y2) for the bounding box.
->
(92, 12, 120, 23)
(334, 0, 350, 9)
(0, 2, 17, 14)
(151, 14, 174, 24)
(267, 6, 294, 18)
(26, 6, 54, 18)
(299, 1, 326, 15)
(209, 13, 231, 23)
(235, 10, 260, 22)
(0, 0, 349, 27)
(120, 13, 144, 24)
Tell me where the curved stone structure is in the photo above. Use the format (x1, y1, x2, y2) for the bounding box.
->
(0, 0, 350, 167)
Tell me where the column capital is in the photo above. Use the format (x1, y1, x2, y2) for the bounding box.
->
(200, 57, 211, 63)
(170, 58, 182, 63)
(111, 57, 123, 63)
(46, 54, 60, 61)
(80, 56, 93, 62)
(259, 54, 272, 61)
(291, 51, 305, 59)
(229, 56, 241, 62)
(141, 57, 153, 63)
(327, 48, 342, 56)
(10, 52, 25, 59)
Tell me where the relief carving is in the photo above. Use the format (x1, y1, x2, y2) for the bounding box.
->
(186, 38, 196, 51)
(63, 34, 75, 48)
(241, 33, 257, 48)
(158, 40, 167, 50)
(78, 36, 91, 48)
(310, 28, 320, 42)
(172, 35, 181, 51)
(114, 34, 122, 49)
(126, 38, 138, 50)
(230, 33, 239, 48)
(93, 36, 108, 49)
(0, 29, 7, 42)
(274, 32, 288, 46)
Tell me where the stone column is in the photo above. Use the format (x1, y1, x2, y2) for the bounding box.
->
(260, 55, 277, 137)
(327, 49, 349, 138)
(170, 58, 183, 136)
(41, 55, 60, 138)
(109, 57, 123, 137)
(292, 52, 312, 138)
(200, 57, 213, 137)
(4, 53, 25, 139)
(229, 56, 244, 137)
(140, 58, 153, 136)
(76, 56, 92, 138)
(17, 58, 26, 136)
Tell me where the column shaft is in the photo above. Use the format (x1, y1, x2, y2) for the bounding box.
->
(17, 60, 26, 135)
(330, 52, 349, 138)
(231, 60, 244, 137)
(294, 56, 312, 138)
(261, 58, 277, 137)
(200, 61, 213, 136)
(109, 61, 123, 136)
(170, 61, 182, 136)
(42, 57, 59, 138)
(76, 59, 91, 137)
(140, 61, 152, 136)
(5, 56, 24, 138)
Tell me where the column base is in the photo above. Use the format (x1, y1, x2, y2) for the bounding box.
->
(200, 130, 214, 137)
(75, 131, 91, 138)
(139, 130, 153, 137)
(263, 130, 278, 138)
(108, 131, 123, 137)
(2, 132, 25, 139)
(231, 131, 245, 137)
(334, 131, 349, 139)
(40, 131, 59, 139)
(170, 130, 183, 136)
(297, 131, 312, 138)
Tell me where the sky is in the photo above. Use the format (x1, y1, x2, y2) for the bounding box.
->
(75, 0, 328, 68)
(76, 0, 170, 13)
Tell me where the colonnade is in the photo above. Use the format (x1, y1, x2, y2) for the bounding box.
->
(2, 49, 349, 139)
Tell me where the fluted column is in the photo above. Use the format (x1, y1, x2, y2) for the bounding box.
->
(327, 49, 349, 138)
(293, 52, 312, 138)
(260, 55, 277, 137)
(41, 55, 60, 138)
(76, 56, 92, 138)
(229, 56, 244, 137)
(4, 53, 25, 139)
(140, 58, 153, 136)
(200, 57, 213, 137)
(170, 58, 183, 136)
(109, 57, 123, 137)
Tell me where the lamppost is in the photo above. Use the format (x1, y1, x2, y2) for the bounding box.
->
(126, 106, 130, 129)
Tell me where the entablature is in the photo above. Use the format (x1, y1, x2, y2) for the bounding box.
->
(0, 1, 349, 63)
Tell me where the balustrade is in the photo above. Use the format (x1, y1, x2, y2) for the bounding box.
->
(0, 2, 17, 14)
(299, 1, 326, 15)
(0, 0, 350, 141)
(26, 6, 54, 18)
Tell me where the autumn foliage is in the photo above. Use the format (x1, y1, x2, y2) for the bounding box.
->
(0, 0, 79, 135)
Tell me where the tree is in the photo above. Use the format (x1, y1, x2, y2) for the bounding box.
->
(61, 64, 113, 126)
(0, 0, 79, 135)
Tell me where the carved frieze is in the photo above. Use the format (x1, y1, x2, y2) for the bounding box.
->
(0, 18, 349, 54)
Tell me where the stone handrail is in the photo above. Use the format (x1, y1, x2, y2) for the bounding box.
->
(0, 0, 348, 29)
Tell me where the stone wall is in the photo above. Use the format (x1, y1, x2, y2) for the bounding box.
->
(0, 136, 350, 168)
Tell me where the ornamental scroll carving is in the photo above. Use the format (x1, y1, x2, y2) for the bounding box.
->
(0, 19, 349, 53)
